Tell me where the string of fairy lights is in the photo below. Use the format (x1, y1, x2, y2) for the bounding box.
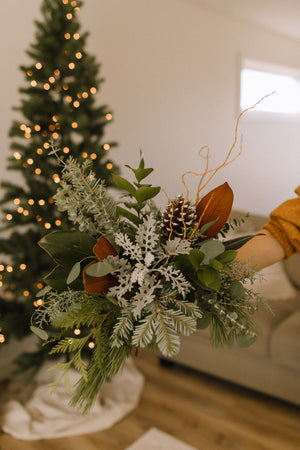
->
(0, 0, 115, 345)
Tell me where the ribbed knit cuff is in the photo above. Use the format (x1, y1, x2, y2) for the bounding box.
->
(262, 222, 294, 259)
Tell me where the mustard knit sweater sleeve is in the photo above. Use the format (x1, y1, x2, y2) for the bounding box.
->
(262, 186, 300, 259)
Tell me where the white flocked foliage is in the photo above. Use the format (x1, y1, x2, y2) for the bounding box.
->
(102, 214, 199, 356)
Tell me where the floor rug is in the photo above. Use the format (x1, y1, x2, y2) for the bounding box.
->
(126, 427, 198, 450)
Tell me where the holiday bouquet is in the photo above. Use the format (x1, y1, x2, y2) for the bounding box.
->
(31, 127, 265, 411)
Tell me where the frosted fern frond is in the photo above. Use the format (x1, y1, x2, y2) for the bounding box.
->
(162, 237, 192, 256)
(33, 289, 83, 328)
(114, 232, 143, 260)
(53, 156, 119, 236)
(132, 275, 162, 318)
(135, 214, 159, 255)
(105, 255, 131, 272)
(130, 263, 148, 286)
(106, 256, 134, 305)
(156, 264, 192, 297)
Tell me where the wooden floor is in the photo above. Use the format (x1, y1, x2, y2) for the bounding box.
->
(1, 350, 300, 450)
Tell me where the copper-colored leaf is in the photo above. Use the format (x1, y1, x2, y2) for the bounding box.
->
(83, 261, 117, 295)
(83, 236, 118, 294)
(196, 182, 233, 238)
(93, 236, 118, 261)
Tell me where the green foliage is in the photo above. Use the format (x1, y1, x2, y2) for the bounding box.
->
(175, 240, 235, 292)
(38, 229, 96, 290)
(229, 280, 245, 300)
(174, 243, 261, 349)
(224, 235, 255, 250)
(39, 230, 96, 268)
(219, 214, 249, 238)
(112, 175, 136, 196)
(113, 153, 161, 225)
(54, 156, 119, 237)
(30, 326, 48, 340)
(85, 261, 114, 277)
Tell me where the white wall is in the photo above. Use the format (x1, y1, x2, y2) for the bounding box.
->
(1, 0, 300, 216)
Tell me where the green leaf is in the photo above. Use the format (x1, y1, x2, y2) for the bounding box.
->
(209, 258, 224, 271)
(30, 326, 48, 340)
(116, 206, 141, 225)
(134, 167, 154, 182)
(36, 286, 51, 297)
(198, 218, 219, 235)
(134, 186, 161, 204)
(175, 254, 197, 282)
(67, 262, 81, 285)
(64, 372, 71, 393)
(123, 202, 140, 212)
(104, 296, 118, 305)
(236, 333, 258, 348)
(224, 235, 254, 250)
(112, 174, 136, 196)
(200, 239, 225, 259)
(85, 261, 114, 277)
(196, 313, 212, 329)
(139, 153, 145, 169)
(44, 265, 83, 292)
(189, 249, 205, 269)
(197, 267, 221, 291)
(216, 249, 237, 264)
(125, 163, 154, 183)
(229, 280, 245, 300)
(39, 231, 96, 268)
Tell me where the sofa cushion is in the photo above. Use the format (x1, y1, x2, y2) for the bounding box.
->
(282, 254, 300, 289)
(241, 261, 299, 356)
(270, 309, 300, 372)
(244, 261, 298, 301)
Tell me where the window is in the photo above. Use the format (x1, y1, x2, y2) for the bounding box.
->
(240, 59, 300, 115)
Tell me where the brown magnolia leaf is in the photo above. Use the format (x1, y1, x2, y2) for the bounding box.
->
(196, 182, 233, 238)
(83, 236, 118, 295)
(93, 236, 118, 261)
(83, 261, 117, 295)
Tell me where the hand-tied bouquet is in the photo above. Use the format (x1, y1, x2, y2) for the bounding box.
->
(31, 120, 265, 412)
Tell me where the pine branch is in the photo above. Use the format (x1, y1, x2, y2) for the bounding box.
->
(70, 333, 130, 412)
(131, 310, 157, 348)
(111, 311, 134, 347)
(53, 156, 120, 237)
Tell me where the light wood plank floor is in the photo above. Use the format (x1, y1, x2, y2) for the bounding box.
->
(1, 350, 300, 449)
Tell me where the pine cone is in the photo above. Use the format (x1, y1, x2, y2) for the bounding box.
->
(162, 195, 197, 235)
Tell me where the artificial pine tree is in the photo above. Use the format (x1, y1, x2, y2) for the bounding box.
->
(0, 0, 119, 378)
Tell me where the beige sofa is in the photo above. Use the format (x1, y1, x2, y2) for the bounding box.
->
(164, 212, 300, 406)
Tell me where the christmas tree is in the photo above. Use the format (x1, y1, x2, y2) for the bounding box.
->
(0, 0, 119, 379)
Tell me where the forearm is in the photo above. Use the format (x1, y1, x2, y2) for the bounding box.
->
(236, 229, 286, 271)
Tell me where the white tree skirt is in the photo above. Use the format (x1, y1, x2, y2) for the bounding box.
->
(2, 357, 144, 440)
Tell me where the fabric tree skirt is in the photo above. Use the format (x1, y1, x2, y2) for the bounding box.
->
(1, 357, 144, 440)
